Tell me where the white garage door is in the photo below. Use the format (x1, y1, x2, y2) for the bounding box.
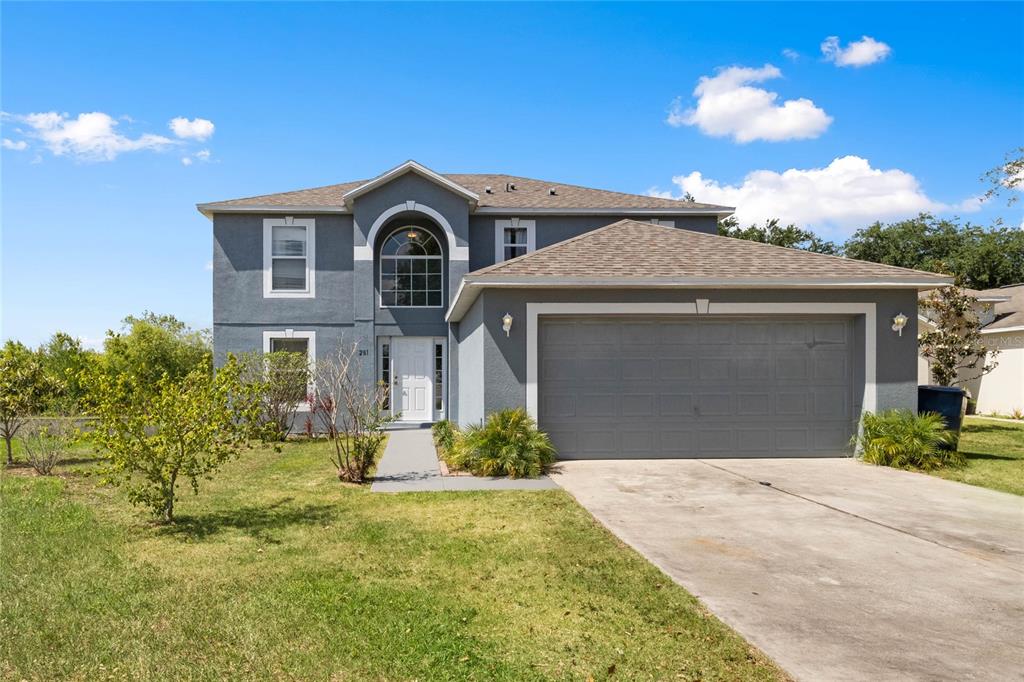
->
(538, 316, 858, 459)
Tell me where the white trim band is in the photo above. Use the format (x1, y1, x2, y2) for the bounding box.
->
(355, 201, 468, 261)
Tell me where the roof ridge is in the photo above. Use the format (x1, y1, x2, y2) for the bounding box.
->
(445, 172, 718, 209)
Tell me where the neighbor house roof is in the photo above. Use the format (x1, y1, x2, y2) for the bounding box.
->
(981, 283, 1024, 333)
(447, 219, 953, 320)
(196, 160, 732, 217)
(918, 283, 1024, 334)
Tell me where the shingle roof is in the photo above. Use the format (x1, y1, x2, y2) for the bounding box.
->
(466, 219, 954, 284)
(981, 284, 1024, 331)
(198, 174, 730, 213)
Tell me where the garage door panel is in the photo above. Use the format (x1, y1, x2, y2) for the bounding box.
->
(539, 316, 855, 459)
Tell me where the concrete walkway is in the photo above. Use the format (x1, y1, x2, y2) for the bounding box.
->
(371, 427, 557, 493)
(553, 458, 1024, 682)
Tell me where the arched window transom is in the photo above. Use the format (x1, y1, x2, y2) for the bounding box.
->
(379, 227, 443, 307)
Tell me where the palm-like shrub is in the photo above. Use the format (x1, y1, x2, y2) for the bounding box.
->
(460, 409, 556, 478)
(431, 419, 458, 454)
(856, 410, 962, 470)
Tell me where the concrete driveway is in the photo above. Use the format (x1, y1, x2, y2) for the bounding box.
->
(552, 458, 1024, 682)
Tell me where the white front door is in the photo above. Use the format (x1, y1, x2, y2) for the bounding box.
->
(393, 337, 433, 421)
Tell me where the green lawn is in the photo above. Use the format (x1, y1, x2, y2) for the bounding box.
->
(931, 416, 1024, 496)
(0, 440, 784, 681)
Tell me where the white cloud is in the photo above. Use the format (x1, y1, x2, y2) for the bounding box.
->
(782, 48, 800, 61)
(821, 36, 892, 67)
(204, 260, 213, 272)
(666, 64, 832, 143)
(181, 148, 212, 167)
(169, 117, 214, 141)
(2, 138, 27, 151)
(6, 111, 175, 161)
(649, 155, 979, 235)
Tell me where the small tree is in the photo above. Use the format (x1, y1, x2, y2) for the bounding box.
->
(240, 350, 310, 441)
(83, 356, 263, 522)
(919, 285, 998, 387)
(102, 312, 211, 392)
(310, 343, 395, 482)
(20, 421, 76, 476)
(0, 341, 51, 465)
(39, 332, 96, 414)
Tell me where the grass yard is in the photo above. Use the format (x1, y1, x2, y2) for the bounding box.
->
(931, 416, 1024, 496)
(0, 440, 784, 681)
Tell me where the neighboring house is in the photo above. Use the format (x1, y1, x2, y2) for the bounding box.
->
(199, 160, 950, 459)
(918, 284, 1024, 415)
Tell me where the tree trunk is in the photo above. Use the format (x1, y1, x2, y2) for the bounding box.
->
(162, 469, 178, 523)
(4, 435, 12, 465)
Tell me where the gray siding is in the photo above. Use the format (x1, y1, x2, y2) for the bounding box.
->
(468, 214, 719, 271)
(457, 288, 919, 427)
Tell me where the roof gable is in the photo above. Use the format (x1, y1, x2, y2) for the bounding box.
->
(341, 160, 479, 207)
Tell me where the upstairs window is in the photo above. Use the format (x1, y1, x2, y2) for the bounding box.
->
(494, 219, 536, 262)
(379, 227, 443, 307)
(263, 218, 315, 298)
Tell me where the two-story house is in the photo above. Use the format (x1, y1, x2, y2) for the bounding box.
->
(200, 160, 950, 459)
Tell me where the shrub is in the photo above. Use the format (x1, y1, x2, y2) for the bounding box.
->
(431, 420, 458, 453)
(240, 350, 310, 440)
(856, 410, 962, 471)
(459, 409, 556, 478)
(20, 421, 75, 475)
(311, 342, 395, 483)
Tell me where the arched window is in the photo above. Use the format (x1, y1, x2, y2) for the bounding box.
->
(379, 226, 443, 307)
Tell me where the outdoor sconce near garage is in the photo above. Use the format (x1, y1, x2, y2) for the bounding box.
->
(502, 313, 514, 337)
(891, 313, 908, 336)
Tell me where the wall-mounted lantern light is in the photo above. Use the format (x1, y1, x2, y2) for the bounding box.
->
(501, 313, 513, 337)
(891, 313, 908, 337)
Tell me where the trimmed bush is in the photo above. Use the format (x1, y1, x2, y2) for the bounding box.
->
(460, 409, 556, 478)
(856, 410, 963, 471)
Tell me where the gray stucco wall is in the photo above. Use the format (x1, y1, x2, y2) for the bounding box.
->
(467, 214, 719, 272)
(456, 287, 919, 427)
(213, 212, 354, 366)
(456, 295, 486, 426)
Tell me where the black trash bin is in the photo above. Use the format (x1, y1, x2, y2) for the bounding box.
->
(918, 385, 967, 448)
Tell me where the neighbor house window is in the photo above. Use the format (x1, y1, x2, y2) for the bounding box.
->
(494, 219, 536, 262)
(262, 331, 316, 408)
(263, 218, 315, 298)
(434, 342, 444, 412)
(379, 227, 443, 307)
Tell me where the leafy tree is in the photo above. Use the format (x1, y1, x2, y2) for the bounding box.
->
(718, 217, 838, 254)
(83, 356, 263, 522)
(982, 146, 1023, 206)
(843, 214, 1024, 289)
(102, 312, 210, 391)
(310, 342, 394, 482)
(240, 350, 311, 441)
(38, 332, 96, 413)
(0, 341, 51, 465)
(919, 286, 998, 387)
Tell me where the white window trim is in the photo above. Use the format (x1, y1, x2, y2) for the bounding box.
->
(262, 330, 316, 411)
(377, 226, 445, 309)
(649, 218, 675, 227)
(263, 217, 316, 298)
(524, 301, 877, 420)
(494, 218, 536, 263)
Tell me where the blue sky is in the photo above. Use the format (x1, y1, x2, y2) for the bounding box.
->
(2, 2, 1022, 348)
